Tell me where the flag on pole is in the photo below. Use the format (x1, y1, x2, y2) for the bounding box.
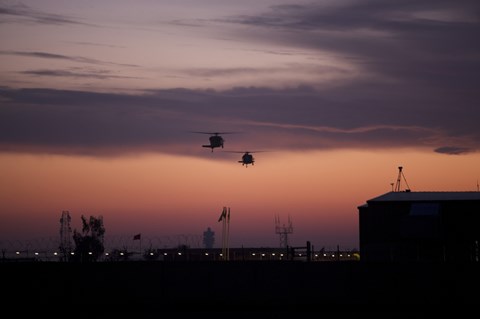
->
(218, 208, 226, 222)
(133, 233, 141, 240)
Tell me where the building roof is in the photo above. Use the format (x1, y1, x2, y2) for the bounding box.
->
(366, 191, 480, 202)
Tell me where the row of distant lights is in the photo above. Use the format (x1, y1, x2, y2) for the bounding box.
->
(15, 251, 140, 256)
(252, 253, 352, 258)
(15, 251, 351, 258)
(15, 251, 224, 257)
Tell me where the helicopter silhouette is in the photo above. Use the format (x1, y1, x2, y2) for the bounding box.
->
(239, 152, 255, 167)
(227, 151, 265, 167)
(192, 131, 237, 152)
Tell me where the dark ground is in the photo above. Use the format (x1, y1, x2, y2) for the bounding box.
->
(2, 260, 479, 314)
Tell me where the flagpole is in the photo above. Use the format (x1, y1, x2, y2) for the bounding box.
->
(133, 234, 142, 254)
(218, 207, 227, 260)
(226, 207, 230, 261)
(222, 207, 226, 260)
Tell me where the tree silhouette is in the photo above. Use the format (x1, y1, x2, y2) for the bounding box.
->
(72, 215, 105, 262)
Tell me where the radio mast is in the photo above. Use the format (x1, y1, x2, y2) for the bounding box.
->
(394, 166, 411, 192)
(59, 210, 72, 261)
(275, 214, 293, 248)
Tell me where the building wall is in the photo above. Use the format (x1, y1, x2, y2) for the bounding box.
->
(359, 199, 480, 262)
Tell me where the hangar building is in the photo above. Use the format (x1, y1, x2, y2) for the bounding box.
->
(358, 191, 480, 262)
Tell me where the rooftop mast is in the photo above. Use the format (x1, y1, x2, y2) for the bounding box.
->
(394, 166, 411, 192)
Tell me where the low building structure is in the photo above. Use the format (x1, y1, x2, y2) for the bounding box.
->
(358, 191, 480, 262)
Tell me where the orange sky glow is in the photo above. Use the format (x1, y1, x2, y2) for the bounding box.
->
(2, 149, 479, 249)
(1, 1, 479, 252)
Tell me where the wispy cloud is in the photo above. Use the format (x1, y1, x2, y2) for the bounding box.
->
(0, 2, 94, 26)
(20, 68, 141, 80)
(434, 146, 475, 155)
(0, 1, 479, 158)
(65, 41, 125, 49)
(0, 86, 478, 157)
(224, 0, 480, 90)
(0, 50, 139, 68)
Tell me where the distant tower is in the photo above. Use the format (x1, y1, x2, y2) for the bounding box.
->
(275, 214, 293, 248)
(59, 210, 72, 261)
(203, 227, 215, 249)
(394, 166, 411, 192)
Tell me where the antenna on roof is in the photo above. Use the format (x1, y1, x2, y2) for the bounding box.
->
(394, 166, 411, 192)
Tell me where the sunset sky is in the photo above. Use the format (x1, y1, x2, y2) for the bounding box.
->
(1, 0, 479, 251)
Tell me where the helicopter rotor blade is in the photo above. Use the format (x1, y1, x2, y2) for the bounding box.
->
(190, 131, 240, 135)
(225, 150, 268, 154)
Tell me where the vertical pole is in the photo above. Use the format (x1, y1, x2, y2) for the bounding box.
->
(306, 241, 311, 262)
(226, 207, 230, 261)
(222, 207, 226, 260)
(395, 166, 402, 192)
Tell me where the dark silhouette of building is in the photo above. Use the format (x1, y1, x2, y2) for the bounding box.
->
(203, 227, 215, 249)
(358, 191, 480, 262)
